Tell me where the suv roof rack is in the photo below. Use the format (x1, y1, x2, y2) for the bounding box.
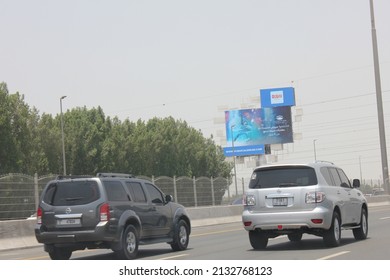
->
(96, 173, 134, 178)
(314, 160, 334, 165)
(56, 175, 93, 180)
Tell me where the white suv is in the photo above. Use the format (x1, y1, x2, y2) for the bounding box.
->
(242, 161, 368, 249)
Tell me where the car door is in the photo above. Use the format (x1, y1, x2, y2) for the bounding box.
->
(124, 181, 150, 237)
(336, 168, 362, 224)
(143, 182, 172, 237)
(328, 167, 354, 225)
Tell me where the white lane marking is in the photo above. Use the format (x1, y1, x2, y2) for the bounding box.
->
(318, 251, 350, 260)
(380, 217, 390, 220)
(159, 254, 188, 260)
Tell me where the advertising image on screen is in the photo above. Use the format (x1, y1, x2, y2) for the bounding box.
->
(225, 106, 293, 149)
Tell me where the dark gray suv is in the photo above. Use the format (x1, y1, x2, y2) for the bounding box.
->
(35, 173, 191, 260)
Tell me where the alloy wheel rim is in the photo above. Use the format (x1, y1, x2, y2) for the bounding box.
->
(179, 226, 187, 245)
(126, 232, 136, 253)
(362, 213, 368, 235)
(334, 217, 340, 241)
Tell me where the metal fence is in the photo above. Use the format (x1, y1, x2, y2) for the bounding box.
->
(1, 173, 383, 221)
(0, 173, 238, 221)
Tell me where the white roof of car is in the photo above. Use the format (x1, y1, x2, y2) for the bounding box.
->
(253, 161, 336, 170)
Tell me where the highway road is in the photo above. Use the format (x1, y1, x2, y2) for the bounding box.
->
(1, 204, 390, 260)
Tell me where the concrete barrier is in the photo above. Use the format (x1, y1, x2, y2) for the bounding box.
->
(0, 196, 389, 252)
(0, 219, 39, 251)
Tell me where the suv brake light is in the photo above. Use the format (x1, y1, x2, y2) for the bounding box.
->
(100, 203, 110, 221)
(305, 192, 325, 204)
(37, 207, 42, 224)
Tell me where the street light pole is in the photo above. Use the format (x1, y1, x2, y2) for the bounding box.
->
(60, 96, 67, 176)
(369, 0, 389, 193)
(313, 139, 317, 161)
(231, 125, 238, 196)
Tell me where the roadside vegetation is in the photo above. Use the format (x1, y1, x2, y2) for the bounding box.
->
(0, 82, 232, 178)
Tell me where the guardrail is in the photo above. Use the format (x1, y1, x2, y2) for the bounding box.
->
(1, 196, 389, 252)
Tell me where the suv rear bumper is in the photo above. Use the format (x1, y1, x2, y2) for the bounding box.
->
(34, 221, 117, 245)
(242, 206, 333, 231)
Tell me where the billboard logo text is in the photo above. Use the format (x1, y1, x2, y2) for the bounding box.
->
(271, 91, 284, 104)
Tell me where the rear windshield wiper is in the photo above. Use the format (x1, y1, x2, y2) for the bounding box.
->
(65, 197, 84, 201)
(278, 183, 298, 187)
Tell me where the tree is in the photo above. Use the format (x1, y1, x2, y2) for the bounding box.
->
(0, 82, 36, 173)
(0, 81, 231, 180)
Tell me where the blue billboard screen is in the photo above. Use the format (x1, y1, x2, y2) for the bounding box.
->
(223, 144, 265, 157)
(225, 107, 293, 156)
(260, 87, 295, 107)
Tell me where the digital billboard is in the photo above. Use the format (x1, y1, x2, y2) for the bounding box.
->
(260, 87, 295, 107)
(223, 144, 265, 157)
(224, 107, 293, 157)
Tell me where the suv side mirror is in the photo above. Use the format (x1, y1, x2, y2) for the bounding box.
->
(352, 179, 360, 188)
(165, 194, 173, 203)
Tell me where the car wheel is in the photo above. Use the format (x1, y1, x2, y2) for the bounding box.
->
(288, 232, 303, 242)
(323, 211, 341, 247)
(353, 208, 368, 240)
(171, 219, 189, 251)
(48, 247, 72, 260)
(249, 230, 268, 250)
(116, 224, 139, 260)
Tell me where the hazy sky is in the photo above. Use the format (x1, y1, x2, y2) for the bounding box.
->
(1, 0, 389, 182)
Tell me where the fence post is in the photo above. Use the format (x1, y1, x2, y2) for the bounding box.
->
(193, 176, 197, 207)
(34, 173, 39, 211)
(227, 177, 230, 203)
(211, 177, 215, 206)
(173, 176, 178, 203)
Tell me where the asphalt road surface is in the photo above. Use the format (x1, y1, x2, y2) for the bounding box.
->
(1, 204, 389, 260)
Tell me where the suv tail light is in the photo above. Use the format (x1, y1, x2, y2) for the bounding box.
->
(244, 194, 256, 206)
(37, 207, 42, 224)
(99, 203, 110, 221)
(305, 192, 325, 204)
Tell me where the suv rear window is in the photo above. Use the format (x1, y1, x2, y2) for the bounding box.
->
(249, 166, 318, 189)
(43, 181, 100, 206)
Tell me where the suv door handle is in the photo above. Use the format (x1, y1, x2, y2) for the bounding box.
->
(149, 206, 156, 211)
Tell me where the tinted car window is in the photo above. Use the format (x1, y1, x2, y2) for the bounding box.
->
(104, 181, 129, 201)
(329, 168, 342, 187)
(337, 168, 352, 188)
(43, 181, 100, 206)
(145, 183, 164, 204)
(320, 167, 334, 185)
(125, 182, 147, 203)
(249, 166, 317, 189)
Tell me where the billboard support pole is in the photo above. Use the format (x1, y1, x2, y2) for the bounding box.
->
(231, 125, 238, 196)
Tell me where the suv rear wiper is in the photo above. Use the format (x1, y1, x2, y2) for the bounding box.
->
(278, 183, 298, 187)
(65, 197, 84, 201)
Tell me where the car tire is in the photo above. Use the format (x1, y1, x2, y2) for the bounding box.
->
(116, 224, 139, 260)
(323, 211, 341, 247)
(170, 219, 189, 251)
(48, 247, 72, 260)
(353, 208, 368, 240)
(249, 230, 268, 250)
(288, 232, 303, 242)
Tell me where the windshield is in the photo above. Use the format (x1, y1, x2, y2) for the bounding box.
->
(249, 166, 317, 189)
(43, 180, 100, 206)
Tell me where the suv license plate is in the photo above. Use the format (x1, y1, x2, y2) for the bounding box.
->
(57, 219, 81, 225)
(272, 197, 288, 206)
